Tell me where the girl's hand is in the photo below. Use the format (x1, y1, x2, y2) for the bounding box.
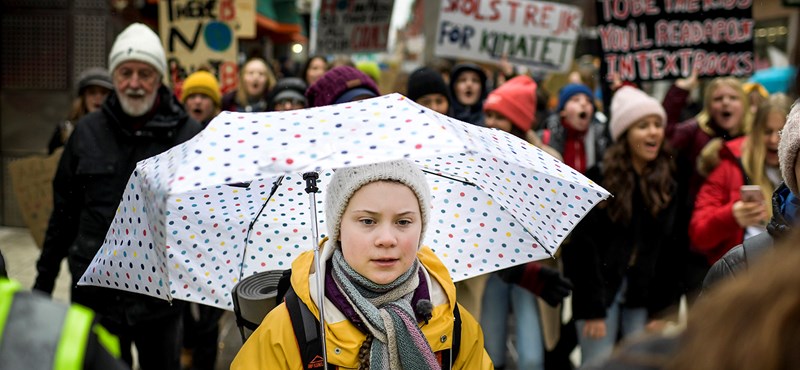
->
(583, 319, 607, 339)
(675, 68, 700, 91)
(732, 200, 768, 228)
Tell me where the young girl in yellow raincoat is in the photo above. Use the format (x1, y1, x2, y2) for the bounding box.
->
(232, 159, 493, 369)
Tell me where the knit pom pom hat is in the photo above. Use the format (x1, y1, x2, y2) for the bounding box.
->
(325, 160, 431, 249)
(181, 71, 221, 107)
(609, 86, 667, 142)
(108, 23, 167, 78)
(779, 102, 800, 195)
(483, 75, 537, 132)
(305, 66, 380, 107)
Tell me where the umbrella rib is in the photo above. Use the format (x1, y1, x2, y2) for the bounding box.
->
(420, 169, 476, 186)
(240, 175, 285, 281)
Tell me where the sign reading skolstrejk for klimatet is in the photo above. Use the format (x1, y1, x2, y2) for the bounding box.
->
(435, 0, 582, 72)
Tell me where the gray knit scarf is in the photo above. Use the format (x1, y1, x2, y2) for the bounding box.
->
(331, 249, 441, 370)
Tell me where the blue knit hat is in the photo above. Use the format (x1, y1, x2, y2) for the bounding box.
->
(557, 84, 594, 113)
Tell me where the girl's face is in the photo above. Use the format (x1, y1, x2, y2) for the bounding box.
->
(485, 110, 513, 133)
(416, 93, 449, 115)
(709, 84, 744, 132)
(453, 71, 481, 106)
(339, 181, 422, 285)
(306, 58, 327, 86)
(242, 60, 269, 97)
(83, 85, 110, 112)
(560, 93, 593, 132)
(626, 114, 665, 167)
(763, 111, 786, 167)
(184, 93, 217, 124)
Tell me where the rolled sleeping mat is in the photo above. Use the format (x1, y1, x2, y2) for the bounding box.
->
(232, 270, 284, 342)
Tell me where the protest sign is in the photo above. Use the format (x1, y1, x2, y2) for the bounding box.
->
(159, 0, 256, 94)
(8, 149, 62, 249)
(312, 0, 395, 55)
(434, 0, 582, 72)
(596, 0, 754, 82)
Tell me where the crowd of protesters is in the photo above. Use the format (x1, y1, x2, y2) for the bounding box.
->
(2, 20, 797, 370)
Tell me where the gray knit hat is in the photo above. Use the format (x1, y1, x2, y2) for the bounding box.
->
(325, 160, 431, 248)
(779, 102, 800, 195)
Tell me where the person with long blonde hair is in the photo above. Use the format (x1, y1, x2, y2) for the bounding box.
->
(661, 74, 753, 301)
(221, 57, 276, 112)
(690, 94, 793, 264)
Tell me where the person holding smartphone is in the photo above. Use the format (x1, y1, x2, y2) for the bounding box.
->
(689, 94, 793, 265)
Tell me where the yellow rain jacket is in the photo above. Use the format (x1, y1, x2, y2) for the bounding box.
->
(231, 245, 493, 369)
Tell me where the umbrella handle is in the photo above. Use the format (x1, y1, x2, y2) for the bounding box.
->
(304, 171, 328, 370)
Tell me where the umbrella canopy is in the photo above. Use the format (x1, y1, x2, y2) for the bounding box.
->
(79, 93, 610, 310)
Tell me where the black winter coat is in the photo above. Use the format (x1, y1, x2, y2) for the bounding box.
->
(562, 166, 677, 320)
(34, 86, 202, 324)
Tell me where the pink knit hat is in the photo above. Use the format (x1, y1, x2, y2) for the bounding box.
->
(609, 86, 666, 142)
(778, 102, 800, 195)
(483, 75, 537, 132)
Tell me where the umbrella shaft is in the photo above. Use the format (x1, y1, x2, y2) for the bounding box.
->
(305, 172, 328, 369)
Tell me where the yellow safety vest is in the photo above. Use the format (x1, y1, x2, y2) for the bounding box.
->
(0, 278, 120, 370)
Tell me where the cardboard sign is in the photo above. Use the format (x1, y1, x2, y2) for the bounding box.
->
(158, 0, 256, 94)
(8, 149, 62, 249)
(434, 0, 582, 72)
(312, 0, 396, 54)
(597, 0, 754, 82)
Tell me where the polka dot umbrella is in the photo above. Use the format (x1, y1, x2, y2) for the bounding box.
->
(78, 93, 610, 310)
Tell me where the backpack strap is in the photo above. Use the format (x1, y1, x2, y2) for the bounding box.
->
(285, 287, 328, 369)
(451, 304, 462, 366)
(438, 303, 462, 370)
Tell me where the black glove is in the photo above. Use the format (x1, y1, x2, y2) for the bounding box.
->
(498, 263, 572, 307)
(535, 265, 572, 307)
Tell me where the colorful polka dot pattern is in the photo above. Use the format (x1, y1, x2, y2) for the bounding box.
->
(79, 93, 609, 310)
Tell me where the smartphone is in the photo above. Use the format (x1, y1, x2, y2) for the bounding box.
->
(740, 185, 765, 203)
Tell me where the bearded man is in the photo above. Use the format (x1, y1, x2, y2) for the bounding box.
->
(34, 23, 202, 370)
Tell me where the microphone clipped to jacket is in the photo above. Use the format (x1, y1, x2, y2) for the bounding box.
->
(416, 299, 433, 324)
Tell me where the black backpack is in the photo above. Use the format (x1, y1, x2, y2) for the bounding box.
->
(277, 270, 463, 370)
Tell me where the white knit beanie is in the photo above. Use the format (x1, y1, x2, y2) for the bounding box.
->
(325, 160, 431, 249)
(779, 102, 800, 195)
(108, 23, 167, 78)
(610, 86, 667, 142)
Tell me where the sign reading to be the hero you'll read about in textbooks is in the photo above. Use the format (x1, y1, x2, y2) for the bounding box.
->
(434, 0, 583, 72)
(597, 0, 754, 82)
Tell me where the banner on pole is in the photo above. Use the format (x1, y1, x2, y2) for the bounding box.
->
(434, 0, 582, 72)
(313, 0, 396, 55)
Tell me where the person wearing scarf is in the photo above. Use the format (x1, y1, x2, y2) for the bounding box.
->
(542, 83, 610, 174)
(232, 160, 493, 369)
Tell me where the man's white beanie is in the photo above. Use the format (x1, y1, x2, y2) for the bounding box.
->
(108, 23, 167, 77)
(325, 160, 431, 249)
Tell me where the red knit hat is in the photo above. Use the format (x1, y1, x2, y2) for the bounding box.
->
(483, 75, 537, 132)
